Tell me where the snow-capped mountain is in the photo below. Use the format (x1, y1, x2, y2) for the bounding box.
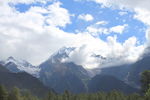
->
(49, 47, 108, 69)
(49, 47, 75, 63)
(0, 47, 142, 93)
(39, 47, 90, 93)
(91, 54, 106, 60)
(3, 56, 40, 77)
(0, 60, 4, 65)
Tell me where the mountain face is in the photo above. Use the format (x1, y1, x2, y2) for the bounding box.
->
(39, 47, 142, 94)
(0, 60, 4, 65)
(1, 46, 150, 94)
(93, 57, 150, 89)
(0, 64, 50, 97)
(127, 55, 150, 88)
(99, 64, 131, 82)
(39, 47, 90, 93)
(88, 75, 138, 94)
(95, 47, 150, 89)
(2, 57, 40, 77)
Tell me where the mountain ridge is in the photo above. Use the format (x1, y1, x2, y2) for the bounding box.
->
(1, 56, 40, 77)
(0, 64, 50, 97)
(1, 46, 150, 94)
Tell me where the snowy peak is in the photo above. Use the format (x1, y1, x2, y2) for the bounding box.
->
(91, 54, 106, 60)
(5, 56, 16, 64)
(7, 56, 15, 61)
(50, 47, 75, 63)
(0, 60, 4, 65)
(6, 56, 33, 68)
(4, 56, 40, 78)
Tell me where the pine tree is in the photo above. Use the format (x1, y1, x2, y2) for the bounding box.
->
(22, 91, 39, 100)
(141, 70, 150, 93)
(45, 91, 56, 100)
(0, 85, 8, 100)
(62, 90, 71, 100)
(8, 87, 22, 100)
(145, 87, 150, 100)
(127, 93, 141, 100)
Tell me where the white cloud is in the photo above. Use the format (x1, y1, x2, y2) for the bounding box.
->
(96, 21, 108, 25)
(134, 8, 150, 26)
(64, 35, 144, 69)
(86, 26, 109, 36)
(145, 28, 150, 44)
(85, 0, 150, 51)
(0, 1, 73, 64)
(86, 0, 150, 35)
(45, 2, 72, 27)
(6, 0, 52, 4)
(119, 11, 128, 16)
(89, 0, 150, 11)
(110, 24, 128, 34)
(78, 14, 94, 21)
(86, 23, 128, 37)
(0, 0, 146, 70)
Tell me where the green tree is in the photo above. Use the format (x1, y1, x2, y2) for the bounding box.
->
(8, 87, 22, 100)
(106, 90, 126, 100)
(127, 93, 142, 100)
(141, 70, 150, 93)
(22, 91, 39, 100)
(62, 90, 71, 100)
(0, 85, 8, 100)
(45, 91, 56, 100)
(145, 87, 150, 100)
(97, 92, 107, 100)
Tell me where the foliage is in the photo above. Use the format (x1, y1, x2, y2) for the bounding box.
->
(145, 87, 150, 100)
(141, 70, 150, 93)
(0, 85, 8, 100)
(1, 70, 150, 100)
(0, 85, 148, 100)
(8, 87, 22, 100)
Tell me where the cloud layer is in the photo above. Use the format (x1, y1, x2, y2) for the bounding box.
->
(0, 0, 148, 69)
(78, 14, 94, 21)
(87, 0, 150, 43)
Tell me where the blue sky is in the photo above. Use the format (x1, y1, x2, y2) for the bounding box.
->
(14, 0, 146, 44)
(0, 0, 149, 68)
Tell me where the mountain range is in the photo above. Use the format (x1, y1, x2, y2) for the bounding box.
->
(88, 75, 138, 94)
(0, 56, 40, 77)
(0, 64, 50, 97)
(39, 47, 90, 93)
(1, 47, 150, 94)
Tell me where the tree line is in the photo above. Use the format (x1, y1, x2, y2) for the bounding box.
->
(1, 70, 150, 100)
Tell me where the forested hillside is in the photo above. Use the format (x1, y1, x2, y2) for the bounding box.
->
(0, 64, 50, 97)
(0, 85, 150, 100)
(1, 70, 150, 100)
